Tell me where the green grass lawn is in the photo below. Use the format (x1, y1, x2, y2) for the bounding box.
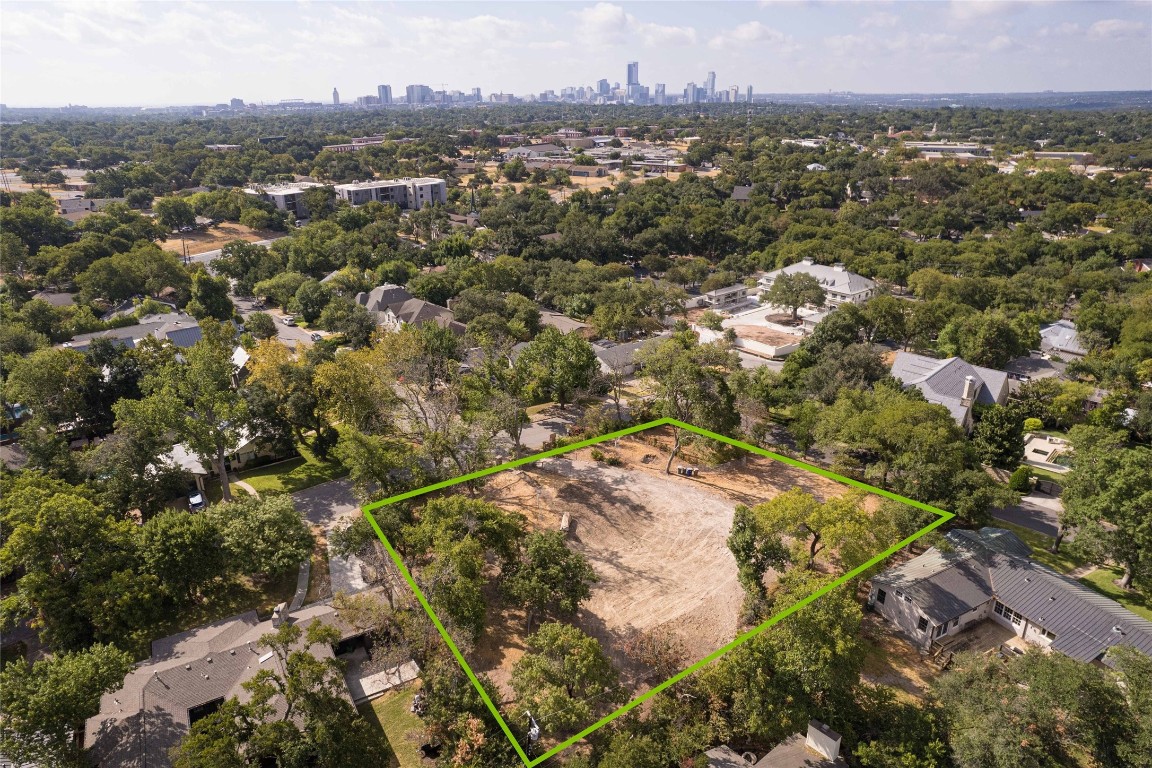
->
(991, 519, 1087, 574)
(1079, 567, 1152, 621)
(358, 683, 425, 767)
(238, 444, 346, 494)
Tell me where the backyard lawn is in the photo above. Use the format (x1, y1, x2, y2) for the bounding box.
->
(358, 683, 427, 768)
(990, 519, 1086, 574)
(237, 442, 346, 494)
(1079, 567, 1152, 621)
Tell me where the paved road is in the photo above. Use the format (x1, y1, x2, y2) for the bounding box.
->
(232, 295, 322, 348)
(292, 479, 369, 595)
(994, 491, 1064, 538)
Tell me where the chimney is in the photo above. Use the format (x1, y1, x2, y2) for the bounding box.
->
(961, 375, 975, 404)
(805, 720, 842, 762)
(271, 602, 287, 628)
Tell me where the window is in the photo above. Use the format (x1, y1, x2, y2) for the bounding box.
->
(917, 617, 929, 632)
(1040, 628, 1056, 640)
(876, 589, 887, 604)
(952, 618, 959, 628)
(994, 601, 1004, 616)
(934, 623, 947, 638)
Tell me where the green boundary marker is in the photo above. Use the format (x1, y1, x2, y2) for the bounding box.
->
(362, 417, 953, 766)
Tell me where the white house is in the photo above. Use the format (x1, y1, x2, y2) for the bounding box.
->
(869, 528, 1152, 664)
(758, 259, 877, 306)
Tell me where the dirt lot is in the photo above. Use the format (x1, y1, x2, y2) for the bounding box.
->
(158, 222, 281, 256)
(473, 428, 858, 701)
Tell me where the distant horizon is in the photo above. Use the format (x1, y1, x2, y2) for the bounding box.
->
(3, 1, 1150, 108)
(5, 89, 1152, 112)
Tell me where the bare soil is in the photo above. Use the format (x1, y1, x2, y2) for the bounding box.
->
(473, 428, 860, 702)
(158, 222, 280, 255)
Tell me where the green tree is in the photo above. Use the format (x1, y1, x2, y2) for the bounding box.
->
(727, 503, 788, 604)
(934, 650, 1131, 768)
(0, 644, 133, 767)
(971, 404, 1025, 469)
(635, 331, 740, 472)
(186, 271, 235, 321)
(503, 530, 597, 632)
(245, 311, 278, 339)
(206, 495, 314, 578)
(153, 196, 196, 231)
(1062, 444, 1152, 589)
(516, 326, 598, 407)
(139, 510, 228, 602)
(763, 272, 826, 320)
(293, 279, 332, 324)
(510, 622, 623, 734)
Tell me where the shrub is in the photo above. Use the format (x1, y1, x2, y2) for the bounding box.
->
(1023, 417, 1044, 433)
(590, 448, 605, 462)
(1009, 466, 1033, 492)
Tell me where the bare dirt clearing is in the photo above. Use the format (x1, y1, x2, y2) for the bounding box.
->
(473, 429, 861, 702)
(158, 222, 280, 255)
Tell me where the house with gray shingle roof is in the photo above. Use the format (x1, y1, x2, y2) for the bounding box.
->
(355, 284, 466, 336)
(890, 351, 1008, 432)
(869, 528, 1152, 665)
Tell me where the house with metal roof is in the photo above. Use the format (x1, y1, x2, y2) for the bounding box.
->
(61, 313, 202, 352)
(889, 352, 1008, 431)
(869, 528, 1152, 666)
(1039, 319, 1088, 358)
(757, 258, 877, 306)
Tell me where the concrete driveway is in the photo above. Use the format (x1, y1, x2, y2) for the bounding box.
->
(292, 479, 368, 595)
(995, 491, 1064, 538)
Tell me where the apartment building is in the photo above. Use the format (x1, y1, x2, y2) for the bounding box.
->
(334, 177, 447, 210)
(242, 182, 326, 218)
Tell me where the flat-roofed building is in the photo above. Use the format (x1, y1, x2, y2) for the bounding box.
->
(243, 181, 326, 218)
(334, 177, 446, 210)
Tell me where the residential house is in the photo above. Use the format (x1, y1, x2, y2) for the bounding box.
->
(164, 427, 283, 493)
(354, 284, 465, 336)
(29, 290, 76, 307)
(59, 197, 125, 215)
(890, 352, 1009, 431)
(1039, 319, 1088, 358)
(705, 721, 846, 768)
(869, 528, 1152, 663)
(84, 600, 416, 768)
(757, 259, 877, 306)
(730, 185, 753, 203)
(539, 309, 590, 335)
(593, 335, 668, 377)
(804, 163, 828, 172)
(62, 313, 202, 353)
(702, 284, 749, 309)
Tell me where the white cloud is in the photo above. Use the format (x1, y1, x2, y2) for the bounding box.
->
(573, 3, 696, 47)
(1037, 22, 1080, 38)
(861, 12, 899, 28)
(987, 35, 1015, 52)
(1088, 18, 1148, 40)
(709, 21, 788, 49)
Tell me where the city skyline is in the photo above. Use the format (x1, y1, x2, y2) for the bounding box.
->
(2, 1, 1151, 107)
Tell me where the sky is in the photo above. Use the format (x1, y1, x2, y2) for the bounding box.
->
(2, 1, 1150, 107)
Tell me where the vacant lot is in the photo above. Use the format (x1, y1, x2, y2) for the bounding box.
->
(158, 221, 281, 255)
(474, 428, 854, 699)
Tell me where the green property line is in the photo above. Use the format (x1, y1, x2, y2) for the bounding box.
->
(362, 417, 954, 767)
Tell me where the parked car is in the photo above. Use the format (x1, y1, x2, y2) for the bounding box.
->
(310, 332, 323, 342)
(188, 492, 207, 512)
(281, 316, 297, 327)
